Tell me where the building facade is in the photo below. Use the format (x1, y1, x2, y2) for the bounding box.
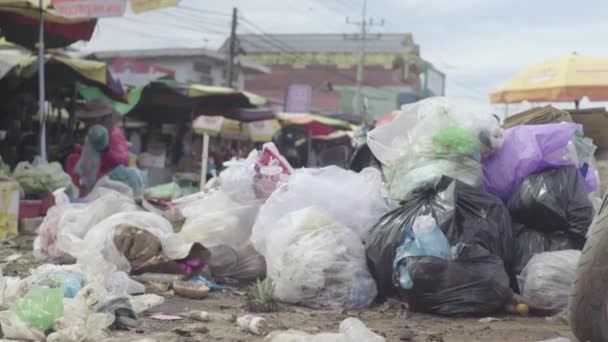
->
(90, 48, 269, 89)
(222, 33, 445, 118)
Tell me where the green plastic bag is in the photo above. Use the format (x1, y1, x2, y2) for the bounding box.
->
(12, 286, 64, 332)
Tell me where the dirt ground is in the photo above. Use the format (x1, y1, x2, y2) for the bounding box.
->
(1, 236, 573, 342)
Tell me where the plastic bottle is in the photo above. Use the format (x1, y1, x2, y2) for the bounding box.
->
(237, 314, 269, 335)
(338, 317, 385, 342)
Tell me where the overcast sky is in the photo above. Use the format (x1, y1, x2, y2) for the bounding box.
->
(76, 0, 608, 115)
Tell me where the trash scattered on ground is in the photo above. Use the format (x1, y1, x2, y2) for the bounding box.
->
(149, 312, 183, 321)
(172, 280, 209, 299)
(479, 317, 502, 323)
(182, 310, 210, 322)
(237, 314, 270, 335)
(265, 317, 385, 342)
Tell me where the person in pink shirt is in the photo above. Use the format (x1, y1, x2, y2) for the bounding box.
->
(72, 99, 129, 194)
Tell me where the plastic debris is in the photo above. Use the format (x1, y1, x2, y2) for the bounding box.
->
(11, 286, 64, 332)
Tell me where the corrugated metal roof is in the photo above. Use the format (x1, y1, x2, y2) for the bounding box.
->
(222, 33, 418, 54)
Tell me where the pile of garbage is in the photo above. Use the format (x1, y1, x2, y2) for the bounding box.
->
(0, 97, 600, 339)
(365, 97, 597, 316)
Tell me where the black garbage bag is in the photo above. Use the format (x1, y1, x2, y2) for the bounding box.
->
(508, 166, 593, 239)
(398, 244, 514, 316)
(366, 176, 513, 297)
(512, 223, 585, 276)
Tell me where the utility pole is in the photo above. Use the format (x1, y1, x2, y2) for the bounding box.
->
(226, 7, 238, 88)
(346, 0, 383, 119)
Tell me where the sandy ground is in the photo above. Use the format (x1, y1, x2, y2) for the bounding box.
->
(0, 236, 573, 342)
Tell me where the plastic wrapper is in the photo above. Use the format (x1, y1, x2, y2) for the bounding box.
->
(0, 268, 28, 310)
(12, 160, 78, 197)
(252, 166, 387, 256)
(366, 176, 513, 297)
(179, 190, 262, 249)
(483, 123, 598, 201)
(26, 265, 86, 299)
(508, 166, 593, 239)
(11, 286, 64, 332)
(393, 215, 452, 289)
(0, 311, 46, 341)
(399, 244, 514, 316)
(144, 182, 182, 200)
(367, 97, 502, 201)
(88, 176, 135, 199)
(34, 189, 138, 263)
(512, 224, 584, 275)
(48, 312, 114, 342)
(220, 153, 258, 203)
(220, 143, 293, 203)
(517, 250, 581, 313)
(265, 208, 377, 309)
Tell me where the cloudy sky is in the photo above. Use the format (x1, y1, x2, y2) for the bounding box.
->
(77, 0, 608, 114)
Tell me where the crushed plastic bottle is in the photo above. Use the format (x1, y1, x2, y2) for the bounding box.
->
(338, 317, 385, 342)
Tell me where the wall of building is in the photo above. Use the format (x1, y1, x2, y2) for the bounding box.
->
(104, 55, 247, 89)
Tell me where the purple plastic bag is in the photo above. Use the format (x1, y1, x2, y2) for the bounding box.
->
(483, 123, 587, 201)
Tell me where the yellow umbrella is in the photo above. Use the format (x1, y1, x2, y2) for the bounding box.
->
(192, 115, 280, 142)
(490, 53, 608, 105)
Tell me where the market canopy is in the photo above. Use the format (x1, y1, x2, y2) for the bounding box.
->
(192, 115, 280, 142)
(0, 41, 121, 97)
(490, 53, 608, 104)
(277, 112, 357, 136)
(0, 0, 97, 49)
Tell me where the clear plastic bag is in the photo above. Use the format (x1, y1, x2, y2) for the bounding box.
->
(252, 166, 387, 256)
(517, 250, 581, 313)
(368, 97, 497, 201)
(81, 211, 175, 273)
(265, 208, 377, 309)
(34, 189, 138, 263)
(220, 152, 258, 203)
(179, 190, 262, 249)
(0, 310, 46, 341)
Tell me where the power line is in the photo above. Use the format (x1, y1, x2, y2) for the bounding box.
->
(100, 20, 205, 43)
(168, 7, 232, 25)
(238, 17, 398, 96)
(119, 15, 227, 36)
(176, 4, 232, 17)
(157, 10, 230, 27)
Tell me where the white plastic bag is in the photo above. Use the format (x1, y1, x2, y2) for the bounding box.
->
(252, 166, 387, 256)
(368, 97, 500, 201)
(179, 190, 262, 249)
(265, 208, 377, 309)
(0, 311, 46, 341)
(518, 250, 581, 312)
(81, 211, 175, 273)
(34, 189, 138, 263)
(220, 152, 258, 203)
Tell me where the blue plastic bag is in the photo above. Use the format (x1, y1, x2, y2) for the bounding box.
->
(393, 215, 452, 289)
